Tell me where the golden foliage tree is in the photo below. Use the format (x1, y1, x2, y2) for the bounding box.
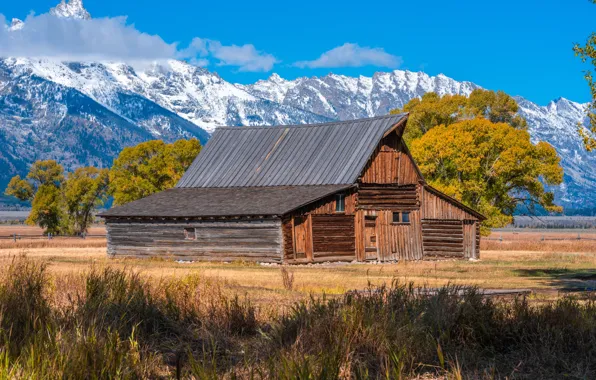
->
(392, 89, 564, 232)
(411, 118, 563, 232)
(392, 89, 527, 144)
(63, 167, 110, 234)
(5, 160, 66, 234)
(4, 160, 109, 234)
(573, 0, 596, 150)
(109, 138, 202, 206)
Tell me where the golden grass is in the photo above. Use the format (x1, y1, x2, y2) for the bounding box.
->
(1, 225, 594, 306)
(0, 225, 106, 236)
(0, 238, 107, 249)
(2, 246, 595, 308)
(481, 239, 596, 252)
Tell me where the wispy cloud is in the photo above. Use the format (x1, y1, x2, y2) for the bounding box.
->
(295, 43, 402, 69)
(0, 14, 278, 72)
(0, 14, 178, 62)
(181, 38, 278, 72)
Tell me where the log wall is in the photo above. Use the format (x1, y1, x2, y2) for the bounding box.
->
(358, 184, 419, 210)
(421, 219, 465, 258)
(106, 218, 282, 262)
(311, 215, 356, 262)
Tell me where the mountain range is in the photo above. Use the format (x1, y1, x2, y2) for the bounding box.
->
(1, 0, 594, 212)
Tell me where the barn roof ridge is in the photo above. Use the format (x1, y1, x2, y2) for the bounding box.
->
(214, 113, 409, 131)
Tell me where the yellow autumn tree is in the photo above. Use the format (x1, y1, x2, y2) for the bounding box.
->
(392, 89, 527, 144)
(573, 0, 596, 150)
(109, 138, 202, 206)
(411, 118, 563, 232)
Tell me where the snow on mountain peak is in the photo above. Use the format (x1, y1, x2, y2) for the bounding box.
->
(8, 18, 24, 31)
(0, 56, 593, 211)
(50, 0, 91, 20)
(268, 73, 285, 82)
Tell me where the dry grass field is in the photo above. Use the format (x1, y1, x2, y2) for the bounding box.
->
(1, 225, 595, 306)
(0, 225, 595, 377)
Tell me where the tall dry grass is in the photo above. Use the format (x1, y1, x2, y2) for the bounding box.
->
(0, 255, 594, 378)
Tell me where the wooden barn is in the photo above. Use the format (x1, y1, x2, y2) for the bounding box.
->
(101, 114, 485, 263)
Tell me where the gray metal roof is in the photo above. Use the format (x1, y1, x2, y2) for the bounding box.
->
(176, 114, 408, 188)
(100, 185, 352, 218)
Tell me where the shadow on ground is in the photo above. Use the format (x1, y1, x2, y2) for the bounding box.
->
(514, 268, 596, 292)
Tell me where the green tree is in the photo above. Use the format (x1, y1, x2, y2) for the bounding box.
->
(63, 167, 110, 234)
(27, 184, 65, 235)
(109, 138, 202, 206)
(411, 118, 563, 233)
(5, 160, 66, 234)
(5, 176, 34, 201)
(573, 0, 596, 150)
(4, 160, 109, 234)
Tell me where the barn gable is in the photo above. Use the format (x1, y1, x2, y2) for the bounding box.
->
(176, 113, 408, 188)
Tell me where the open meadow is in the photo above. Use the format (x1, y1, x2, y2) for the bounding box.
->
(0, 225, 595, 378)
(1, 225, 595, 303)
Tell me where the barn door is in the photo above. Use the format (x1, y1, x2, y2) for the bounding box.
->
(293, 216, 307, 259)
(463, 220, 477, 259)
(364, 215, 378, 260)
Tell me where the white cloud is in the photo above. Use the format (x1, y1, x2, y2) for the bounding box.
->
(295, 43, 402, 69)
(0, 14, 278, 72)
(0, 14, 178, 62)
(181, 38, 278, 72)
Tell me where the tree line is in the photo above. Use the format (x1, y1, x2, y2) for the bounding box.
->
(4, 139, 201, 234)
(5, 89, 565, 234)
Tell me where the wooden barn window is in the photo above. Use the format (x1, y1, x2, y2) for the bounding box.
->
(392, 212, 411, 224)
(184, 227, 196, 240)
(335, 194, 345, 213)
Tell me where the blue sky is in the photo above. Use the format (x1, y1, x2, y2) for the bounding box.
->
(2, 0, 595, 105)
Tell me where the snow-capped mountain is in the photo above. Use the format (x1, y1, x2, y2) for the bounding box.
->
(516, 97, 596, 211)
(50, 0, 91, 20)
(242, 73, 596, 211)
(240, 71, 480, 120)
(1, 0, 594, 212)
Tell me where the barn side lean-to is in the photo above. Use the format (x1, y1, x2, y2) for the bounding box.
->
(101, 114, 485, 263)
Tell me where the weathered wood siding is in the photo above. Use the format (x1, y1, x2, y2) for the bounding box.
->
(106, 218, 282, 262)
(311, 215, 356, 262)
(475, 222, 481, 258)
(282, 217, 294, 261)
(463, 220, 478, 259)
(358, 184, 419, 210)
(421, 219, 464, 258)
(297, 189, 357, 215)
(355, 210, 423, 261)
(360, 133, 421, 185)
(421, 187, 479, 220)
